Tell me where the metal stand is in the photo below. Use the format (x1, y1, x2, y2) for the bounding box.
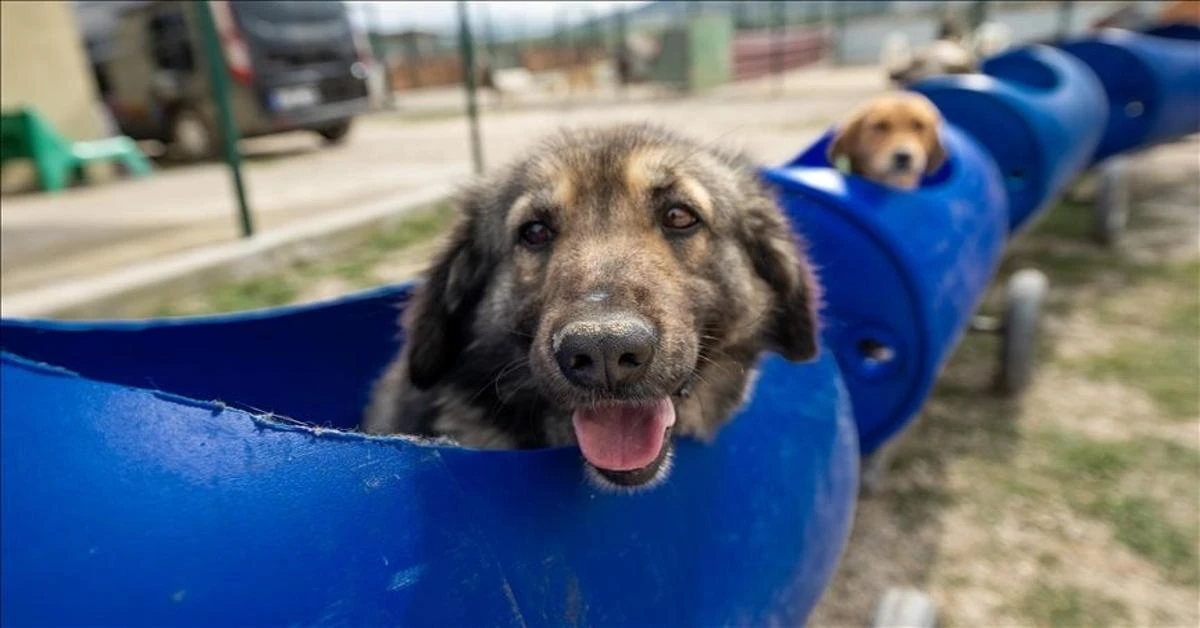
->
(873, 587, 939, 628)
(968, 269, 1050, 397)
(1092, 157, 1130, 247)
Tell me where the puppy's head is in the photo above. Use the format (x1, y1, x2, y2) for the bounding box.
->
(403, 124, 819, 487)
(828, 92, 946, 190)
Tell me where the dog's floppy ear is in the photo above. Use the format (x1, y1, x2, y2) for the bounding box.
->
(926, 130, 948, 174)
(403, 201, 492, 389)
(740, 189, 821, 362)
(827, 114, 864, 171)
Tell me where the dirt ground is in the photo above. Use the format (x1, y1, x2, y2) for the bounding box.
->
(151, 138, 1200, 627)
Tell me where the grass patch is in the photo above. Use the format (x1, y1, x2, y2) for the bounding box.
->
(1018, 581, 1131, 627)
(1033, 430, 1199, 585)
(1054, 437, 1132, 483)
(1082, 333, 1199, 420)
(366, 205, 457, 252)
(1083, 495, 1199, 586)
(1000, 201, 1198, 291)
(888, 484, 955, 530)
(1075, 261, 1200, 419)
(330, 203, 456, 285)
(202, 275, 301, 313)
(1140, 437, 1200, 472)
(154, 202, 455, 317)
(1031, 200, 1094, 240)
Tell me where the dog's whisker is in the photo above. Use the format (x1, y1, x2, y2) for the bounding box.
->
(462, 356, 530, 407)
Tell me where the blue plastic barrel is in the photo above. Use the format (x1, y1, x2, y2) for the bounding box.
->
(763, 123, 1008, 454)
(0, 286, 859, 627)
(913, 44, 1107, 232)
(1059, 26, 1200, 163)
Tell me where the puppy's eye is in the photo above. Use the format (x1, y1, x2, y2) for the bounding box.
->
(662, 205, 700, 231)
(872, 120, 891, 133)
(912, 120, 926, 132)
(518, 221, 555, 248)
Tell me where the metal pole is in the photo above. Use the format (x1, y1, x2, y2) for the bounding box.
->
(615, 5, 628, 98)
(194, 0, 253, 238)
(772, 0, 786, 97)
(1056, 1, 1076, 40)
(456, 0, 484, 175)
(968, 0, 990, 31)
(366, 2, 395, 109)
(583, 4, 597, 64)
(831, 1, 846, 67)
(556, 4, 568, 62)
(572, 7, 585, 65)
(481, 2, 498, 72)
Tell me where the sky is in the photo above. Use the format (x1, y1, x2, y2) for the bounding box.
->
(345, 1, 650, 38)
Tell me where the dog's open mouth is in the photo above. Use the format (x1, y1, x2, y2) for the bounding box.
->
(571, 397, 676, 484)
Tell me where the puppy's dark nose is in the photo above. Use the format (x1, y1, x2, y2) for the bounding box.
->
(555, 315, 656, 390)
(892, 150, 913, 170)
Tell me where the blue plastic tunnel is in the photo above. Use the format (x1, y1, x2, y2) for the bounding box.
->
(1059, 25, 1200, 164)
(763, 124, 1009, 454)
(913, 44, 1108, 232)
(0, 286, 859, 627)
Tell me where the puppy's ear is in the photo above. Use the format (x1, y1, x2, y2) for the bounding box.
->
(827, 114, 864, 170)
(740, 190, 821, 362)
(926, 129, 948, 174)
(403, 202, 492, 389)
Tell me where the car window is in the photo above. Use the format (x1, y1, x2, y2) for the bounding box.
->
(148, 8, 195, 72)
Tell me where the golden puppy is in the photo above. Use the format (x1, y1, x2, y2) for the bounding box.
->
(828, 92, 947, 191)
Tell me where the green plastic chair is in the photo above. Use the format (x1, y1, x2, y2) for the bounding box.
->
(0, 107, 152, 192)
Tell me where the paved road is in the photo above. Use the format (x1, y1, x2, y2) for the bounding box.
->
(0, 65, 886, 296)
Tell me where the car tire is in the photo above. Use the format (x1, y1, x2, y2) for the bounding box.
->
(316, 120, 353, 145)
(168, 107, 217, 162)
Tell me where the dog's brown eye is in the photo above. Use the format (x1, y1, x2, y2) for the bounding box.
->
(873, 120, 891, 133)
(911, 120, 926, 131)
(663, 205, 700, 231)
(519, 221, 555, 248)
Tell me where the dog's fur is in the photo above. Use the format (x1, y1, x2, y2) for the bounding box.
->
(828, 92, 947, 191)
(362, 123, 820, 489)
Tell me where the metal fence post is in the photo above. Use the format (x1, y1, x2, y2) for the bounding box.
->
(615, 5, 629, 98)
(968, 0, 990, 31)
(457, 0, 484, 175)
(831, 1, 846, 67)
(365, 2, 395, 109)
(772, 0, 786, 96)
(194, 0, 253, 238)
(1057, 1, 1076, 40)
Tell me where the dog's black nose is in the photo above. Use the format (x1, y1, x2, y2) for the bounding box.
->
(892, 150, 913, 170)
(555, 315, 656, 390)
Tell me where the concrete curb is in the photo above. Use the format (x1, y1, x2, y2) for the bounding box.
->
(1, 183, 455, 320)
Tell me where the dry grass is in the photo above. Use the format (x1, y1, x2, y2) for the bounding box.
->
(153, 202, 455, 317)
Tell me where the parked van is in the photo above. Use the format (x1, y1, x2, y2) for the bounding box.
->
(90, 1, 372, 160)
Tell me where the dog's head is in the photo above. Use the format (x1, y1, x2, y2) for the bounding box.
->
(828, 92, 946, 190)
(402, 124, 819, 487)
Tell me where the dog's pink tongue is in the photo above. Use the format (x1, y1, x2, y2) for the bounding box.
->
(572, 398, 676, 471)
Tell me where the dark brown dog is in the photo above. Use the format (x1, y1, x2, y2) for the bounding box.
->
(363, 123, 820, 490)
(828, 92, 947, 191)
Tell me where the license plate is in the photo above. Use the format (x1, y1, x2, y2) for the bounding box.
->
(271, 85, 320, 110)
